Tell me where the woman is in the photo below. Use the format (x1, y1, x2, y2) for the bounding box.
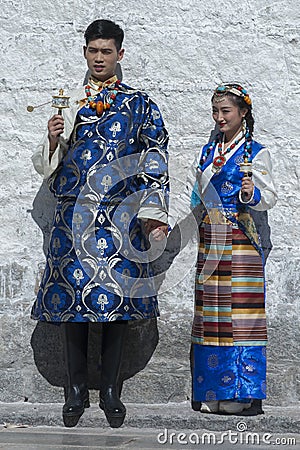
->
(190, 83, 277, 414)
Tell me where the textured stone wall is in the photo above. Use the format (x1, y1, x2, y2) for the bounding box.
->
(0, 0, 299, 406)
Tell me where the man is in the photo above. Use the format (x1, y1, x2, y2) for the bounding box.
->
(31, 19, 169, 428)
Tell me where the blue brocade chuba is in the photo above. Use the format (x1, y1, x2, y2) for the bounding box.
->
(31, 83, 169, 323)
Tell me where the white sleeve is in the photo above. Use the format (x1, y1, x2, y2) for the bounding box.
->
(240, 147, 277, 211)
(31, 129, 70, 179)
(137, 205, 168, 224)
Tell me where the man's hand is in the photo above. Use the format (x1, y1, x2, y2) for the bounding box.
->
(144, 219, 168, 241)
(48, 114, 64, 153)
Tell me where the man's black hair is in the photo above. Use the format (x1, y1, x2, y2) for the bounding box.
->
(84, 19, 124, 51)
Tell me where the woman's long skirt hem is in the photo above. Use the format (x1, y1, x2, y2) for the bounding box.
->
(191, 344, 266, 402)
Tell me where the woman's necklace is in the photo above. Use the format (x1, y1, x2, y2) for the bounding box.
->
(85, 79, 121, 116)
(199, 128, 253, 174)
(211, 135, 242, 173)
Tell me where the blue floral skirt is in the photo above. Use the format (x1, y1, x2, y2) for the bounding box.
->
(191, 344, 266, 402)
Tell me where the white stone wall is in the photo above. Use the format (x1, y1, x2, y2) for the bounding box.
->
(0, 0, 299, 405)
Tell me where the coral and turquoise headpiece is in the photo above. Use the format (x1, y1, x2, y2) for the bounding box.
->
(213, 83, 252, 105)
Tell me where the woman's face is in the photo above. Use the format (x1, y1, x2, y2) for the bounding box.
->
(212, 96, 247, 141)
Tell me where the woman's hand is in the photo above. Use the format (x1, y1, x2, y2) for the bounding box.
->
(144, 219, 168, 241)
(48, 114, 64, 153)
(241, 176, 254, 202)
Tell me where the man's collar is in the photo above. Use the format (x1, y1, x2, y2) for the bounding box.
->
(88, 75, 118, 91)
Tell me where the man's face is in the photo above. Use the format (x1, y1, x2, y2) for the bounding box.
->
(83, 38, 124, 81)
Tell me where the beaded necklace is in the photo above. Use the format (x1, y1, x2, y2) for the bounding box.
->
(200, 130, 252, 174)
(85, 78, 121, 116)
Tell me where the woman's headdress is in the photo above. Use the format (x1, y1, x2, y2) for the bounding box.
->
(213, 83, 252, 105)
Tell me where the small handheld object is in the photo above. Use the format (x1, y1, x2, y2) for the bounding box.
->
(239, 157, 253, 202)
(27, 89, 70, 114)
(51, 89, 70, 115)
(239, 156, 252, 178)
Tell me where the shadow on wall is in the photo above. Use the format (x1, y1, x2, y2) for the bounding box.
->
(30, 319, 159, 391)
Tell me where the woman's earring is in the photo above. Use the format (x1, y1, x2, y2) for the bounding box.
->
(242, 117, 246, 134)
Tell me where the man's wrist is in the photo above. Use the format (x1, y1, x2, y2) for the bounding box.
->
(48, 136, 58, 153)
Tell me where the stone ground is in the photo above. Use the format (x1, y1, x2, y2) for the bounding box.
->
(0, 402, 299, 449)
